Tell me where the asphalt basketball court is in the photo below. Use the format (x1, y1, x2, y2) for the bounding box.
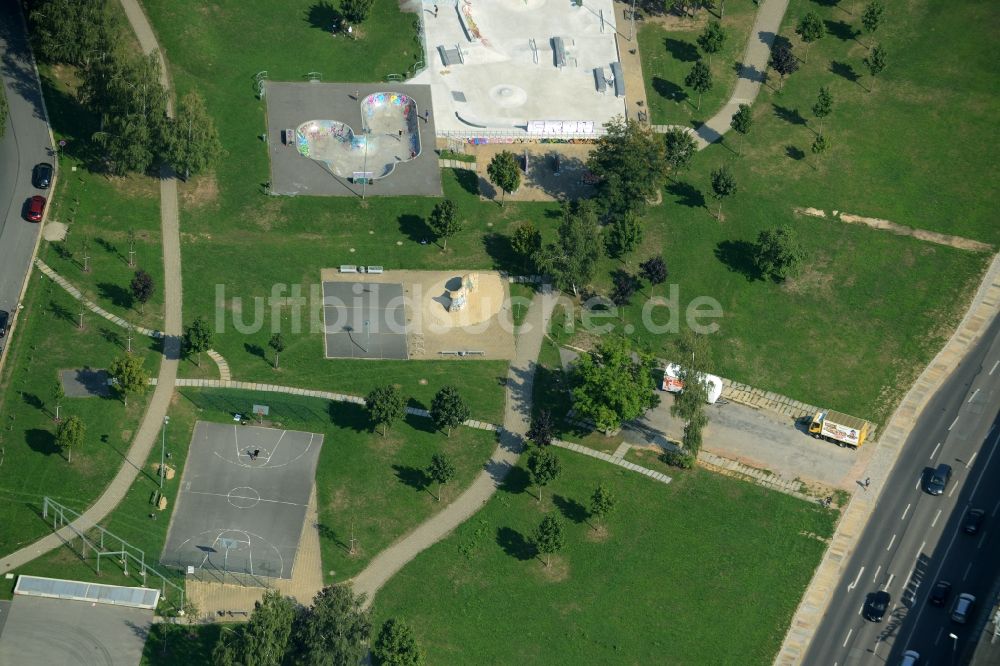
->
(322, 280, 409, 359)
(160, 421, 323, 580)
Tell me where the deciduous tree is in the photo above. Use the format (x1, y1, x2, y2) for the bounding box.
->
(365, 385, 405, 436)
(663, 127, 697, 177)
(426, 453, 456, 501)
(167, 91, 223, 180)
(697, 20, 726, 65)
(589, 483, 617, 530)
(130, 269, 154, 313)
(292, 585, 371, 666)
(863, 44, 887, 91)
(571, 336, 659, 434)
(667, 330, 712, 455)
(532, 515, 565, 567)
(183, 317, 214, 368)
(769, 42, 799, 89)
(684, 60, 713, 110)
(861, 1, 884, 46)
(56, 415, 85, 463)
(510, 222, 542, 271)
(729, 103, 752, 156)
(812, 86, 833, 133)
(526, 447, 562, 503)
(527, 409, 555, 447)
(753, 225, 806, 281)
(588, 117, 667, 218)
(372, 619, 425, 666)
(811, 132, 831, 163)
(710, 165, 737, 220)
(268, 333, 286, 369)
(52, 380, 65, 422)
(640, 255, 669, 286)
(212, 590, 296, 666)
(430, 385, 470, 437)
(486, 151, 520, 206)
(795, 12, 825, 62)
(610, 270, 640, 306)
(605, 212, 644, 260)
(109, 354, 148, 407)
(341, 0, 375, 24)
(535, 200, 602, 296)
(428, 199, 461, 249)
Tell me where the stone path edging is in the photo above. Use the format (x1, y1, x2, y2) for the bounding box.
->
(437, 158, 477, 170)
(552, 439, 671, 485)
(774, 253, 1000, 665)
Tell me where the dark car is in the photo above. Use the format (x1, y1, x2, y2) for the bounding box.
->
(0, 310, 9, 338)
(929, 579, 952, 606)
(32, 162, 53, 189)
(963, 508, 985, 534)
(925, 463, 952, 495)
(864, 590, 891, 622)
(26, 195, 46, 222)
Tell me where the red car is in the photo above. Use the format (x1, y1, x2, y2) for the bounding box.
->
(26, 195, 46, 222)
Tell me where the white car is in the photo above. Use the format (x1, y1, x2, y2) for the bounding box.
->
(662, 363, 723, 404)
(900, 650, 920, 666)
(951, 593, 975, 624)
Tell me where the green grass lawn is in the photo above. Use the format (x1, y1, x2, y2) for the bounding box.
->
(0, 269, 157, 558)
(374, 450, 836, 664)
(141, 623, 221, 666)
(639, 4, 758, 126)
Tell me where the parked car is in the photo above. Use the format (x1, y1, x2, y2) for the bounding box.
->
(951, 592, 976, 623)
(900, 650, 920, 666)
(32, 162, 53, 189)
(26, 195, 46, 222)
(863, 591, 891, 622)
(929, 579, 952, 607)
(963, 508, 985, 534)
(0, 310, 9, 337)
(925, 463, 952, 495)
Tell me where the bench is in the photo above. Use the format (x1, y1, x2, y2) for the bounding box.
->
(610, 62, 625, 97)
(339, 265, 358, 273)
(367, 266, 384, 274)
(594, 68, 607, 93)
(552, 36, 567, 68)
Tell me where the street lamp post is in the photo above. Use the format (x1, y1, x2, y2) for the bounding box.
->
(628, 0, 638, 41)
(949, 632, 958, 666)
(159, 416, 170, 492)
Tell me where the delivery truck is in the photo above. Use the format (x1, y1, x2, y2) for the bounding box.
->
(808, 409, 872, 448)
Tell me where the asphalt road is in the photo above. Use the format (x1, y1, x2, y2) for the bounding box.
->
(806, 313, 1000, 665)
(0, 0, 53, 347)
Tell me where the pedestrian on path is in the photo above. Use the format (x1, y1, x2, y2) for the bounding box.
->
(864, 477, 871, 489)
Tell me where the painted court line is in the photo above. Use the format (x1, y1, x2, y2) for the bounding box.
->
(187, 490, 307, 508)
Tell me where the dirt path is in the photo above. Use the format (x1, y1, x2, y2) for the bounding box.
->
(795, 207, 993, 252)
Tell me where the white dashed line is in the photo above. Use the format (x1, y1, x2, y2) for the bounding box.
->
(843, 629, 853, 647)
(963, 562, 973, 581)
(989, 360, 998, 375)
(887, 534, 896, 550)
(949, 416, 959, 431)
(901, 503, 911, 521)
(968, 389, 980, 403)
(930, 442, 941, 459)
(873, 565, 882, 583)
(932, 510, 942, 527)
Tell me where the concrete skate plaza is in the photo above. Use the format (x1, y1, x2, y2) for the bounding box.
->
(160, 421, 323, 580)
(265, 82, 441, 197)
(320, 269, 516, 360)
(414, 0, 625, 134)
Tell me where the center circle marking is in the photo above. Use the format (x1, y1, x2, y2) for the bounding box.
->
(227, 486, 261, 509)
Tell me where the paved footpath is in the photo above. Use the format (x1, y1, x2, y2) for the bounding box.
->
(349, 288, 557, 608)
(0, 0, 183, 575)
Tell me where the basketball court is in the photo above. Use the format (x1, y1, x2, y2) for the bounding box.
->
(160, 421, 323, 580)
(322, 281, 410, 360)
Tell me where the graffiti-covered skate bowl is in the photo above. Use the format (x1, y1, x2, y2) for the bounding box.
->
(295, 92, 421, 180)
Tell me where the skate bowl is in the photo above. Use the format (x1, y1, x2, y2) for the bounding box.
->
(295, 92, 421, 181)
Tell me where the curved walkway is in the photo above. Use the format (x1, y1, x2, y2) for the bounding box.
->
(0, 0, 183, 575)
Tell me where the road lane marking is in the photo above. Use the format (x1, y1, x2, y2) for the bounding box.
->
(967, 451, 978, 469)
(990, 360, 998, 375)
(920, 540, 926, 554)
(887, 534, 896, 550)
(969, 427, 1000, 501)
(885, 574, 895, 591)
(843, 629, 853, 647)
(949, 481, 958, 497)
(979, 531, 988, 549)
(901, 503, 911, 521)
(993, 499, 1000, 517)
(915, 476, 922, 490)
(932, 509, 942, 527)
(873, 565, 882, 583)
(930, 442, 941, 459)
(848, 566, 864, 591)
(898, 515, 965, 648)
(935, 627, 943, 645)
(949, 416, 960, 431)
(968, 389, 980, 403)
(963, 562, 973, 581)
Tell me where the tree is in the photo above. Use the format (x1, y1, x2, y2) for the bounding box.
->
(588, 117, 668, 218)
(293, 585, 371, 666)
(697, 20, 726, 65)
(130, 269, 154, 313)
(167, 91, 223, 180)
(341, 0, 374, 24)
(429, 385, 470, 436)
(486, 151, 520, 206)
(710, 165, 737, 220)
(510, 222, 542, 271)
(56, 415, 85, 463)
(861, 1, 884, 46)
(663, 127, 697, 177)
(811, 132, 831, 163)
(527, 409, 555, 447)
(268, 333, 286, 369)
(610, 270, 640, 306)
(427, 199, 461, 250)
(526, 447, 562, 503)
(52, 380, 65, 422)
(30, 0, 118, 67)
(667, 330, 712, 455)
(640, 255, 669, 286)
(365, 385, 405, 436)
(372, 619, 425, 666)
(753, 226, 806, 281)
(589, 483, 617, 530)
(605, 211, 644, 260)
(864, 44, 887, 91)
(183, 316, 214, 368)
(795, 12, 825, 62)
(109, 354, 148, 407)
(571, 336, 659, 434)
(812, 86, 833, 133)
(212, 590, 296, 666)
(684, 60, 713, 110)
(532, 515, 565, 567)
(729, 103, 753, 156)
(769, 43, 799, 89)
(426, 452, 456, 501)
(535, 200, 602, 296)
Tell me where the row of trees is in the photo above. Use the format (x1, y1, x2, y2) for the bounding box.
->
(365, 384, 470, 438)
(212, 586, 424, 666)
(29, 0, 222, 178)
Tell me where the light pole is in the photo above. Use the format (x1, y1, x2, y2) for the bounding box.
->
(628, 0, 637, 41)
(948, 633, 958, 665)
(159, 415, 170, 492)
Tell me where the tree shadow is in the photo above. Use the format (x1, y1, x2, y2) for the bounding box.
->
(666, 181, 706, 209)
(495, 526, 536, 561)
(482, 232, 519, 274)
(651, 76, 686, 104)
(664, 37, 699, 63)
(392, 464, 429, 492)
(714, 240, 762, 281)
(243, 342, 266, 361)
(735, 61, 767, 84)
(21, 392, 45, 413)
(552, 494, 588, 524)
(500, 464, 531, 494)
(305, 1, 341, 31)
(810, 0, 841, 6)
(772, 104, 807, 126)
(97, 282, 133, 309)
(398, 213, 432, 245)
(99, 326, 122, 349)
(25, 428, 60, 455)
(403, 411, 436, 434)
(48, 299, 74, 325)
(315, 522, 351, 552)
(785, 145, 806, 161)
(830, 60, 860, 83)
(94, 237, 123, 261)
(824, 19, 858, 41)
(452, 168, 479, 196)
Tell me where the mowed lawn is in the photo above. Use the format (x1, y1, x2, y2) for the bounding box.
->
(374, 450, 836, 665)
